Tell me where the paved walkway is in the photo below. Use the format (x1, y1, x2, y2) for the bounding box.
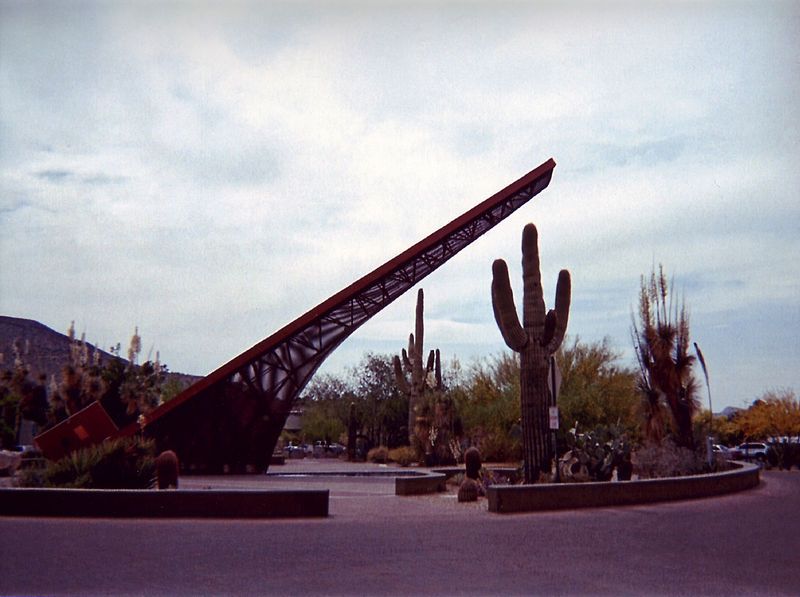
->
(182, 458, 479, 519)
(2, 462, 798, 595)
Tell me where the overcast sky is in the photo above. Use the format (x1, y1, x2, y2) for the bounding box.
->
(1, 1, 798, 411)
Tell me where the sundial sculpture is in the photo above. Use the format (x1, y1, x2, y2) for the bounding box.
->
(119, 158, 557, 472)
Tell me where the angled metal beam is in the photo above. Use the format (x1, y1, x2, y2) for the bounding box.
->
(134, 158, 556, 470)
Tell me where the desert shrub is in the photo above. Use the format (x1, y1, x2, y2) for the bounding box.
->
(367, 445, 389, 463)
(19, 436, 156, 489)
(556, 338, 640, 442)
(468, 428, 521, 464)
(452, 354, 522, 464)
(769, 441, 800, 470)
(633, 438, 706, 479)
(388, 446, 417, 467)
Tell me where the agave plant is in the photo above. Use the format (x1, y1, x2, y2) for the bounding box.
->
(20, 436, 156, 489)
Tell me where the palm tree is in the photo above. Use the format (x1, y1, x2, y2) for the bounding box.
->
(632, 266, 699, 448)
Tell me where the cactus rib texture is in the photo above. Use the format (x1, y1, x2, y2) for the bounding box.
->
(393, 288, 441, 445)
(491, 223, 571, 483)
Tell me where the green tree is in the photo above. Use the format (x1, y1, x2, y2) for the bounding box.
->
(300, 402, 348, 444)
(556, 337, 639, 440)
(452, 339, 639, 463)
(42, 324, 168, 430)
(350, 353, 407, 448)
(735, 389, 800, 440)
(452, 352, 522, 462)
(0, 352, 49, 448)
(159, 376, 188, 404)
(707, 412, 743, 446)
(298, 373, 352, 443)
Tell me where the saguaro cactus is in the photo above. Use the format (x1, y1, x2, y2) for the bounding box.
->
(492, 223, 571, 483)
(394, 288, 441, 447)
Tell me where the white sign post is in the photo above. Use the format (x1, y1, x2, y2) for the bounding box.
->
(548, 356, 562, 480)
(548, 406, 560, 431)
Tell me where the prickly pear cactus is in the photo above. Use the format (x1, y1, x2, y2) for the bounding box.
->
(491, 223, 571, 483)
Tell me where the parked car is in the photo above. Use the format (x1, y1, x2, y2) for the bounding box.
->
(727, 446, 743, 459)
(735, 442, 771, 461)
(327, 442, 346, 456)
(312, 441, 346, 457)
(284, 442, 308, 458)
(712, 444, 733, 459)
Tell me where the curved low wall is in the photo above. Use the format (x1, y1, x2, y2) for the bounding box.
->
(395, 472, 447, 495)
(0, 488, 329, 518)
(487, 462, 760, 513)
(394, 466, 521, 495)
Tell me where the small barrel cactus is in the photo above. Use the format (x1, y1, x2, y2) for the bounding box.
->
(458, 478, 480, 502)
(155, 450, 179, 489)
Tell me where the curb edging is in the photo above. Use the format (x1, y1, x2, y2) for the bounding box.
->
(395, 472, 447, 495)
(0, 488, 329, 518)
(487, 461, 760, 513)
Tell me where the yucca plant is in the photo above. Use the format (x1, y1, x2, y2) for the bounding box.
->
(631, 266, 699, 449)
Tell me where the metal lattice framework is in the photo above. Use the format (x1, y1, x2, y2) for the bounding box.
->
(133, 158, 556, 468)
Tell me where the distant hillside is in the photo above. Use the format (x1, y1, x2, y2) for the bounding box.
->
(0, 316, 202, 388)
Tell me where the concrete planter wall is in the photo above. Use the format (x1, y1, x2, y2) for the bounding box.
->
(395, 472, 447, 495)
(488, 461, 760, 513)
(0, 488, 329, 518)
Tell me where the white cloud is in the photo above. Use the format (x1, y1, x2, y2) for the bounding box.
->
(1, 0, 798, 407)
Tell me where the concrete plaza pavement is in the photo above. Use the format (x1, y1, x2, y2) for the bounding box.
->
(1, 459, 798, 595)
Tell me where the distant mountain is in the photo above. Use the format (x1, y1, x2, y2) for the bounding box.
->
(0, 315, 202, 388)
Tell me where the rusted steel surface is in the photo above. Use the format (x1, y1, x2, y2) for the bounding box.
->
(135, 158, 556, 472)
(34, 401, 119, 461)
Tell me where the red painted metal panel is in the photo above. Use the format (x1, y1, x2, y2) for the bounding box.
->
(35, 401, 119, 461)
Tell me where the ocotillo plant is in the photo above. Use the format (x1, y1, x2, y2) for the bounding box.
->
(492, 223, 571, 483)
(393, 288, 441, 446)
